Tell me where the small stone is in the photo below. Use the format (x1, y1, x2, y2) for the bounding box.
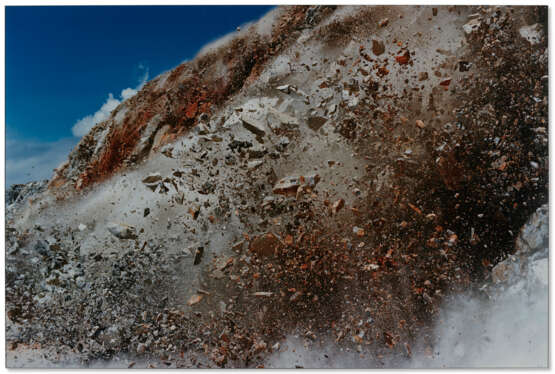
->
(353, 226, 365, 237)
(253, 340, 267, 353)
(161, 146, 174, 158)
(276, 84, 291, 94)
(137, 343, 147, 354)
(372, 39, 385, 56)
(232, 241, 244, 253)
(439, 78, 452, 89)
(189, 206, 200, 220)
(269, 108, 299, 127)
(107, 222, 137, 240)
(142, 173, 163, 184)
(458, 61, 471, 72)
(193, 247, 204, 265)
(395, 52, 410, 65)
(248, 160, 264, 170)
(415, 120, 426, 129)
(307, 116, 327, 131)
(379, 18, 389, 27)
(284, 235, 294, 245)
(254, 291, 273, 297)
(289, 291, 302, 302)
(249, 233, 280, 257)
(273, 174, 320, 196)
(463, 18, 481, 34)
(418, 72, 428, 81)
(78, 223, 87, 232)
(332, 199, 345, 214)
(364, 263, 379, 271)
(187, 294, 203, 306)
(241, 115, 266, 137)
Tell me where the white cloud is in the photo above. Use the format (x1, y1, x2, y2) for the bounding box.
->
(71, 93, 120, 137)
(120, 87, 137, 100)
(71, 67, 149, 138)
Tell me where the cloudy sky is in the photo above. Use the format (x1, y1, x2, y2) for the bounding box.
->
(6, 5, 274, 186)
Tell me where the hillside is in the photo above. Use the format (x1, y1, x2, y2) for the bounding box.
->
(6, 5, 548, 368)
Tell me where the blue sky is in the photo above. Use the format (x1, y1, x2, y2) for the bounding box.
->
(6, 5, 274, 186)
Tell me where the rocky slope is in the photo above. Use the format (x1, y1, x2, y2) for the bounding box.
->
(6, 5, 547, 368)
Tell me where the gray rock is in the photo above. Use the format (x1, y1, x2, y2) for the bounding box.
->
(142, 173, 163, 184)
(372, 39, 385, 55)
(34, 239, 51, 256)
(193, 247, 204, 265)
(307, 116, 327, 131)
(137, 342, 147, 354)
(492, 204, 548, 284)
(268, 107, 300, 128)
(516, 204, 548, 255)
(276, 84, 291, 93)
(107, 222, 137, 240)
(519, 23, 542, 45)
(248, 160, 264, 170)
(463, 18, 481, 34)
(240, 115, 266, 137)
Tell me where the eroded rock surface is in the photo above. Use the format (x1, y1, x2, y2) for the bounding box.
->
(6, 5, 547, 369)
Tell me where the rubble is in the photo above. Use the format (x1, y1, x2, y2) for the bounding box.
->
(5, 5, 547, 369)
(272, 174, 320, 196)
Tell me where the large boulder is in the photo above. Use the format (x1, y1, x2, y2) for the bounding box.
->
(492, 204, 548, 284)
